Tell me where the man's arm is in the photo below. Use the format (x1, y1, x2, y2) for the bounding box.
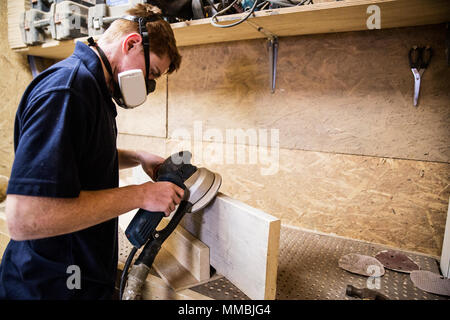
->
(6, 181, 184, 241)
(118, 149, 164, 180)
(118, 149, 141, 170)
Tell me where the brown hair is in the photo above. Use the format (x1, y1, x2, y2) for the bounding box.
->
(102, 4, 181, 74)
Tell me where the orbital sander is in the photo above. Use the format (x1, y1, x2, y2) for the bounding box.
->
(120, 151, 222, 300)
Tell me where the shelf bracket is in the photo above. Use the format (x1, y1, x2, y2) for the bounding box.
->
(246, 20, 279, 93)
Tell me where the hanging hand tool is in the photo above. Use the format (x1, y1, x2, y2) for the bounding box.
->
(409, 45, 433, 107)
(120, 151, 222, 300)
(268, 36, 278, 93)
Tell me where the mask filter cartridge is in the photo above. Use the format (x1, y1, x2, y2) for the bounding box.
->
(117, 69, 148, 108)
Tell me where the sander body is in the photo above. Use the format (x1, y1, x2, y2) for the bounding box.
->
(120, 151, 221, 300)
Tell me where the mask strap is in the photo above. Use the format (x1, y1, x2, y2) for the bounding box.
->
(121, 15, 157, 94)
(87, 37, 125, 106)
(87, 37, 114, 80)
(138, 17, 150, 90)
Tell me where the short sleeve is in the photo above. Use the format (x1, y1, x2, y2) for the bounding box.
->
(7, 89, 87, 198)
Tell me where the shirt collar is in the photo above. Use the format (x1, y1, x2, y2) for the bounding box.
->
(72, 41, 117, 117)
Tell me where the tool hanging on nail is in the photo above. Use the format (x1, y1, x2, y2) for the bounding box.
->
(268, 36, 278, 93)
(408, 45, 433, 107)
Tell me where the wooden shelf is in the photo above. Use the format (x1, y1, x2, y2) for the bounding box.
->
(9, 0, 450, 60)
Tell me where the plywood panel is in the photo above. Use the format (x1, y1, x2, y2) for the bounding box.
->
(117, 134, 450, 257)
(116, 75, 167, 138)
(168, 24, 450, 163)
(1, 1, 33, 177)
(0, 212, 8, 236)
(0, 207, 10, 261)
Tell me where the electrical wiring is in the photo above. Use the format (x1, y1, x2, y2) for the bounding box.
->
(210, 0, 259, 28)
(209, 0, 314, 28)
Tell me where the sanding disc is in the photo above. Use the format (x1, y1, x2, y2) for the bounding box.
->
(375, 250, 420, 273)
(338, 253, 385, 277)
(410, 270, 450, 297)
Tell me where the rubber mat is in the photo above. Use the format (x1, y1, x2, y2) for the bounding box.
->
(276, 225, 448, 300)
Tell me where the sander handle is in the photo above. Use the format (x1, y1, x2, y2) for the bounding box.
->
(125, 173, 187, 249)
(125, 209, 165, 248)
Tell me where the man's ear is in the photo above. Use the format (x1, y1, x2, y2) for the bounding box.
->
(122, 33, 142, 54)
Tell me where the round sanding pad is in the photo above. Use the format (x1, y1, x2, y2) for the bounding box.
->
(338, 253, 385, 277)
(375, 250, 420, 273)
(410, 270, 450, 297)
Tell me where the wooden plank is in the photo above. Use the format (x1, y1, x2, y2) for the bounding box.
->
(153, 247, 212, 291)
(180, 193, 281, 300)
(171, 0, 450, 47)
(10, 0, 450, 59)
(160, 220, 210, 283)
(140, 274, 214, 300)
(21, 38, 86, 60)
(7, 0, 30, 49)
(440, 199, 450, 277)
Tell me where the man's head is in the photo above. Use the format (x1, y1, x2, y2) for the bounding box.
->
(96, 4, 181, 92)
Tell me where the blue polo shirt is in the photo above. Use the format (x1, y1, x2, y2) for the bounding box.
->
(0, 42, 119, 299)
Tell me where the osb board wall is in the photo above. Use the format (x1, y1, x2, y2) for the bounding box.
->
(0, 1, 32, 178)
(115, 77, 167, 138)
(115, 24, 450, 257)
(165, 24, 450, 163)
(117, 134, 450, 257)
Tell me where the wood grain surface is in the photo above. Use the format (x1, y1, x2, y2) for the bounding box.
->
(116, 76, 167, 138)
(167, 24, 450, 163)
(118, 134, 450, 257)
(1, 1, 32, 177)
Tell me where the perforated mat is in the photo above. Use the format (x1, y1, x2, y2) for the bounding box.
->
(276, 225, 448, 300)
(118, 225, 448, 300)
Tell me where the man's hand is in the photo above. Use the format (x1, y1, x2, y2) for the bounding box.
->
(140, 181, 184, 216)
(137, 151, 165, 181)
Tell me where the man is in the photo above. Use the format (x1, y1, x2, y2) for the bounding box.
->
(0, 4, 184, 299)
